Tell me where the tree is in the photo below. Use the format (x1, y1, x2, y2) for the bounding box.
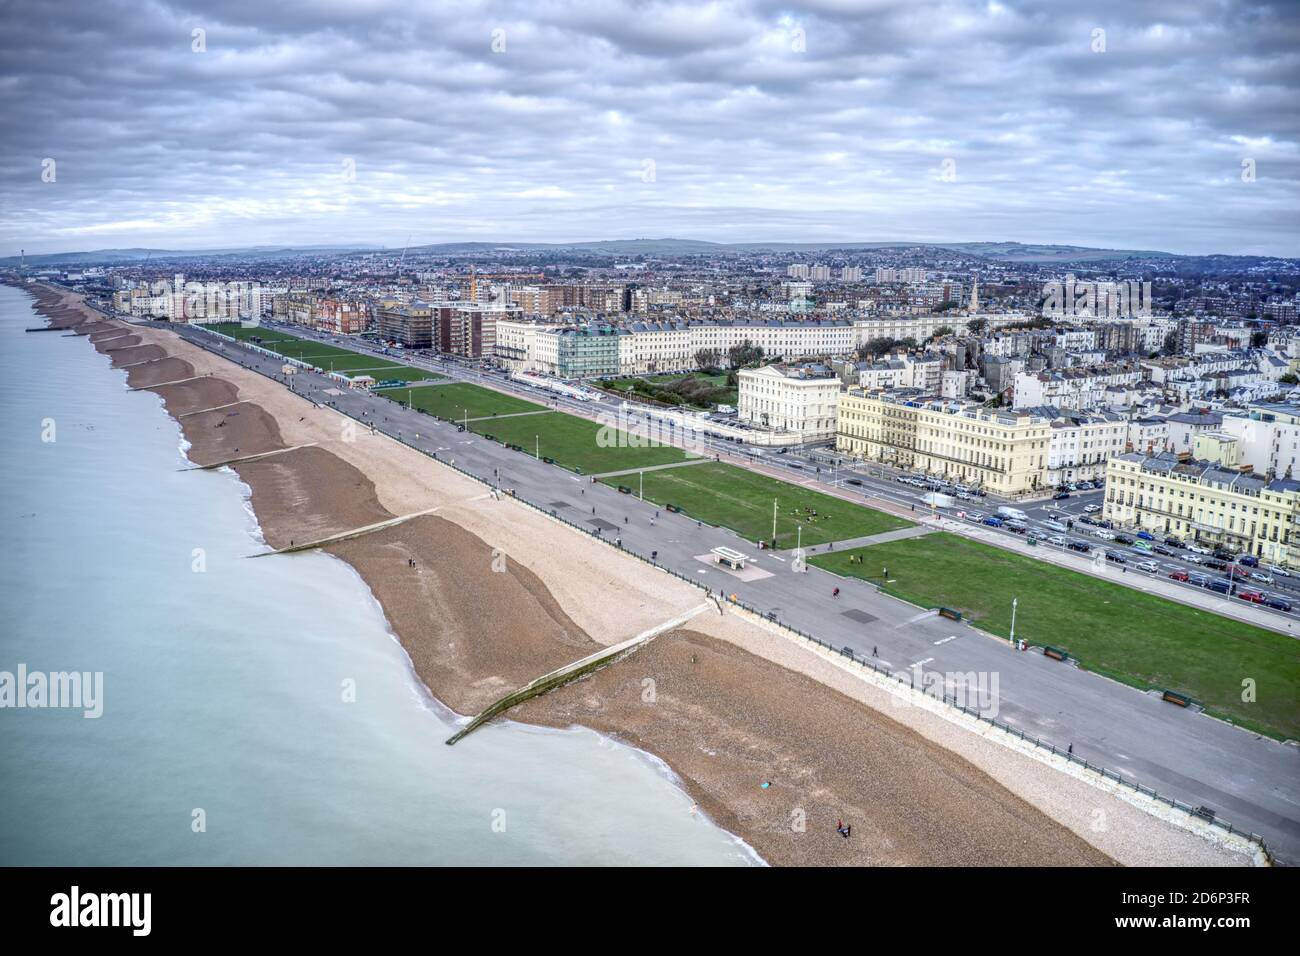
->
(1251, 331, 1268, 349)
(858, 336, 896, 359)
(694, 347, 722, 370)
(727, 339, 764, 368)
(931, 325, 954, 340)
(1280, 373, 1298, 385)
(1162, 330, 1179, 355)
(967, 318, 988, 334)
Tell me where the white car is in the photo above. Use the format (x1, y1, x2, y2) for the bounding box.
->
(1083, 504, 1102, 514)
(1266, 564, 1291, 577)
(1047, 535, 1066, 546)
(1043, 519, 1068, 533)
(1187, 544, 1212, 555)
(966, 512, 987, 523)
(1092, 528, 1116, 540)
(1185, 553, 1203, 564)
(1136, 560, 1160, 573)
(1251, 571, 1275, 585)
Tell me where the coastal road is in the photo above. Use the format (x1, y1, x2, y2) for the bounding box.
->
(169, 323, 1300, 863)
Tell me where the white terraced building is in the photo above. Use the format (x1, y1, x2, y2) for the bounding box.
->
(495, 313, 1028, 378)
(738, 363, 842, 443)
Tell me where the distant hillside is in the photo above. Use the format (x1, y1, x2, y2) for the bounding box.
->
(2, 238, 1284, 267)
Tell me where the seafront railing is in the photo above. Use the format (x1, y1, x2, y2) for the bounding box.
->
(185, 324, 1273, 864)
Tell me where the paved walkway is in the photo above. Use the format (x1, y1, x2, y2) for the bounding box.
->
(793, 524, 936, 554)
(591, 458, 714, 479)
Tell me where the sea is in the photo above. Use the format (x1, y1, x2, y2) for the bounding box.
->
(0, 284, 757, 866)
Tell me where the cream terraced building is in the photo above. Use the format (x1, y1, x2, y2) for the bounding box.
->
(837, 391, 1051, 497)
(738, 363, 841, 442)
(1102, 452, 1300, 567)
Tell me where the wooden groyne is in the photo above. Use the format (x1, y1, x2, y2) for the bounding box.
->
(446, 603, 711, 745)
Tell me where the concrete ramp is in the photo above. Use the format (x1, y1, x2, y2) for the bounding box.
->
(182, 442, 317, 472)
(446, 602, 712, 745)
(247, 505, 442, 557)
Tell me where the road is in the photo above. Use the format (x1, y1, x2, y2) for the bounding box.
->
(161, 320, 1300, 864)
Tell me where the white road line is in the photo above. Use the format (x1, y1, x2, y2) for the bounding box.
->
(910, 657, 934, 668)
(933, 635, 957, 645)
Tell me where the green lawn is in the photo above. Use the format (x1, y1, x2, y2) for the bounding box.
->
(206, 323, 440, 379)
(810, 532, 1300, 740)
(606, 461, 911, 546)
(378, 381, 545, 420)
(470, 410, 693, 474)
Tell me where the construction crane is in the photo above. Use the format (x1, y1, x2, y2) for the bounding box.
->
(467, 266, 544, 302)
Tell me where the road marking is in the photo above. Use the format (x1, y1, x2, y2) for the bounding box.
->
(910, 657, 934, 668)
(934, 635, 957, 645)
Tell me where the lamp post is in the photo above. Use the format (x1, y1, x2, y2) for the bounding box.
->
(1010, 597, 1018, 648)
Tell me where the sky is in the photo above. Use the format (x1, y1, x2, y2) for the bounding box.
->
(0, 0, 1297, 257)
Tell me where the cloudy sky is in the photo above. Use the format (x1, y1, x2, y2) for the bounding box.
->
(1, 0, 1297, 257)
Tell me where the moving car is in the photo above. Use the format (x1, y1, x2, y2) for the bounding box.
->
(1115, 534, 1135, 546)
(1043, 519, 1068, 533)
(1047, 534, 1066, 546)
(966, 512, 987, 523)
(1136, 560, 1159, 573)
(1250, 571, 1274, 585)
(1136, 531, 1155, 540)
(1266, 596, 1293, 612)
(1238, 589, 1265, 604)
(1153, 546, 1174, 557)
(1092, 528, 1116, 540)
(1163, 536, 1184, 548)
(1083, 504, 1102, 514)
(1066, 541, 1091, 553)
(983, 516, 1004, 527)
(1169, 569, 1190, 581)
(1266, 564, 1291, 577)
(1053, 491, 1071, 500)
(1105, 550, 1127, 564)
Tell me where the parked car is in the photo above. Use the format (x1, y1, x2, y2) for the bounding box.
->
(1066, 541, 1091, 553)
(1188, 573, 1211, 587)
(1169, 569, 1190, 582)
(845, 478, 863, 486)
(1266, 564, 1291, 577)
(1083, 504, 1102, 514)
(1205, 559, 1228, 572)
(1266, 596, 1293, 612)
(1207, 579, 1231, 593)
(1251, 571, 1275, 585)
(1092, 528, 1116, 540)
(1230, 566, 1251, 579)
(1185, 553, 1204, 564)
(1136, 531, 1155, 540)
(1053, 491, 1071, 500)
(1187, 544, 1212, 555)
(966, 512, 987, 523)
(1105, 550, 1127, 564)
(1239, 555, 1260, 568)
(1163, 536, 1184, 548)
(1047, 535, 1066, 546)
(983, 516, 1004, 527)
(1136, 560, 1159, 573)
(1006, 521, 1028, 535)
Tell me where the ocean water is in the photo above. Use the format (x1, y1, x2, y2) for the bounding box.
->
(0, 285, 757, 866)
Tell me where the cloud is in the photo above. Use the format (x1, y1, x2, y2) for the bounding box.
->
(0, 0, 1296, 256)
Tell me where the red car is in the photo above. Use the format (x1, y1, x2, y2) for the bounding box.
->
(1230, 566, 1251, 579)
(1169, 569, 1189, 582)
(1238, 589, 1265, 604)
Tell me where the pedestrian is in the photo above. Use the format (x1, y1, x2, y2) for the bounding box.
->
(832, 587, 840, 598)
(872, 645, 878, 657)
(592, 506, 596, 514)
(1067, 743, 1074, 755)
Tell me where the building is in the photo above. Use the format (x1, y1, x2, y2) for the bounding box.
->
(376, 301, 434, 348)
(1104, 452, 1300, 567)
(1041, 410, 1127, 486)
(1220, 404, 1300, 479)
(738, 363, 841, 443)
(836, 391, 1052, 496)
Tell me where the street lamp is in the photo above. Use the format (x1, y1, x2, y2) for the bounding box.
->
(1010, 597, 1018, 648)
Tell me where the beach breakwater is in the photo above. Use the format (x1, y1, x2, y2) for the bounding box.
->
(15, 281, 1256, 868)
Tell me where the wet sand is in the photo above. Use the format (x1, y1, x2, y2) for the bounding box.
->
(125, 357, 195, 389)
(515, 628, 1111, 866)
(148, 377, 240, 417)
(177, 400, 285, 467)
(107, 343, 166, 367)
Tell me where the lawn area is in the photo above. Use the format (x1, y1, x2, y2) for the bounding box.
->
(605, 461, 911, 546)
(470, 410, 694, 474)
(378, 381, 545, 420)
(205, 323, 440, 379)
(599, 371, 738, 409)
(810, 532, 1300, 740)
